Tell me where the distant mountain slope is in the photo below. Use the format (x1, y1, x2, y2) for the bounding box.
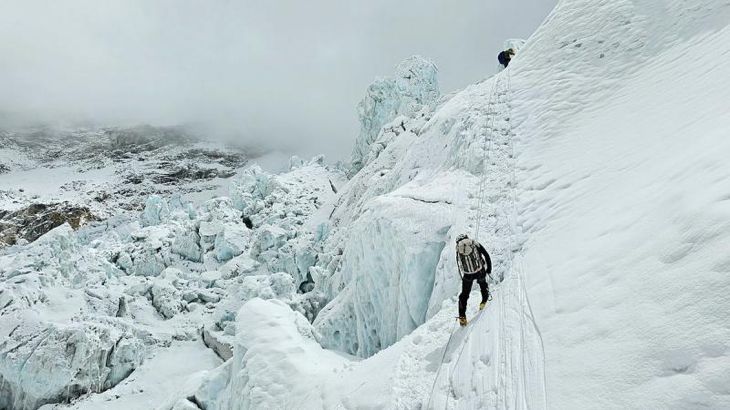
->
(0, 125, 252, 247)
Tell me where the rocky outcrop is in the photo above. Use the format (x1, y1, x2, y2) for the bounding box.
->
(0, 202, 95, 247)
(105, 124, 195, 153)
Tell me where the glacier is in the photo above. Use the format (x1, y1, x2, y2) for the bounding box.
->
(179, 0, 729, 408)
(0, 157, 343, 409)
(3, 0, 730, 409)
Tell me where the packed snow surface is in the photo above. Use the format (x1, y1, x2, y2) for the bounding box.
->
(510, 0, 730, 407)
(3, 0, 730, 409)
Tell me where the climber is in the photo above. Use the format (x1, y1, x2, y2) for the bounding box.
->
(498, 48, 515, 68)
(455, 233, 492, 326)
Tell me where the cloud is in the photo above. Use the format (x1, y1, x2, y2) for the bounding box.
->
(0, 0, 555, 159)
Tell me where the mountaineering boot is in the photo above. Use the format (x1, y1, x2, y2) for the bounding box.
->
(458, 316, 467, 326)
(479, 302, 486, 310)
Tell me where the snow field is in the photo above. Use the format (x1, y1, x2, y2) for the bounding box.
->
(509, 0, 730, 408)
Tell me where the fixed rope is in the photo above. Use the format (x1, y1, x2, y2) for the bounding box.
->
(474, 71, 503, 241)
(425, 319, 458, 410)
(444, 308, 487, 409)
(503, 63, 550, 408)
(446, 72, 506, 408)
(426, 71, 506, 410)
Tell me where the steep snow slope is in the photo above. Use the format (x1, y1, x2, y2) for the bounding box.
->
(509, 0, 730, 408)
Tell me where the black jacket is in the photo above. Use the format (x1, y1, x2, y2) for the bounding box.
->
(498, 50, 513, 67)
(475, 242, 492, 275)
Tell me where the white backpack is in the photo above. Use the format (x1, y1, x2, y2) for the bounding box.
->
(457, 238, 483, 274)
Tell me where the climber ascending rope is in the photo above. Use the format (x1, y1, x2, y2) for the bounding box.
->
(425, 70, 505, 410)
(452, 71, 501, 327)
(455, 233, 492, 326)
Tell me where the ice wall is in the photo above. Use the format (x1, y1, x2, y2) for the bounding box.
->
(306, 60, 516, 358)
(349, 56, 440, 176)
(0, 225, 149, 409)
(0, 313, 145, 410)
(314, 181, 452, 357)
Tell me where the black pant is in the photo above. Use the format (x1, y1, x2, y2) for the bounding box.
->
(458, 270, 490, 317)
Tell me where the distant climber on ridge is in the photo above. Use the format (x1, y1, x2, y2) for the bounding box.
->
(455, 234, 492, 326)
(498, 48, 515, 68)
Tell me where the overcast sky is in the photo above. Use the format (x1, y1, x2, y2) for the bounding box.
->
(0, 1, 555, 160)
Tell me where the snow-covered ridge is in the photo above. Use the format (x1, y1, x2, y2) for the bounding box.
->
(509, 0, 730, 408)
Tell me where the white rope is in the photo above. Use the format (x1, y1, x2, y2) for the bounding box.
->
(503, 65, 550, 407)
(426, 71, 505, 410)
(445, 307, 487, 409)
(474, 71, 503, 241)
(425, 319, 459, 410)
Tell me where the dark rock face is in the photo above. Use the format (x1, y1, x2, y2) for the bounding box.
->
(105, 124, 195, 153)
(0, 203, 96, 247)
(177, 148, 247, 168)
(151, 164, 232, 185)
